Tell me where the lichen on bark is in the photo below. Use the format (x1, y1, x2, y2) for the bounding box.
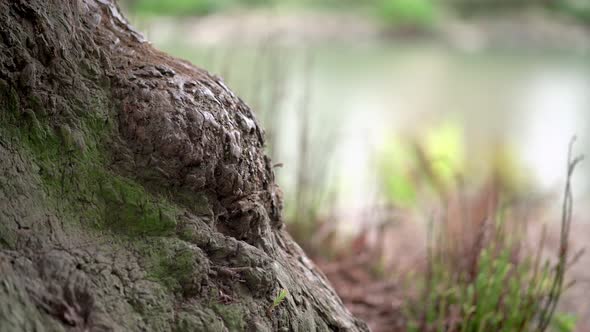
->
(0, 0, 368, 331)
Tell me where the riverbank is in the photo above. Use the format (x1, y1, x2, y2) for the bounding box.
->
(132, 9, 590, 52)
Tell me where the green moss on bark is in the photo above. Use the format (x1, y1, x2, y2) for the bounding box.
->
(0, 81, 20, 118)
(0, 222, 17, 249)
(212, 303, 247, 332)
(134, 238, 208, 294)
(99, 176, 178, 235)
(1, 83, 179, 237)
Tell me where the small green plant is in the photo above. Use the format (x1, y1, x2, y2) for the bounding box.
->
(405, 139, 583, 332)
(268, 288, 289, 314)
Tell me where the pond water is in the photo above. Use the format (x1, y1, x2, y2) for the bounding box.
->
(138, 20, 590, 225)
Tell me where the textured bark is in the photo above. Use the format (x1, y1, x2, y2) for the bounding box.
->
(0, 1, 368, 331)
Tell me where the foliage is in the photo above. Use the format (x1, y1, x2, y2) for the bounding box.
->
(377, 0, 438, 29)
(408, 238, 553, 331)
(551, 313, 577, 332)
(424, 122, 465, 188)
(554, 0, 590, 24)
(377, 140, 419, 206)
(124, 0, 590, 27)
(129, 0, 219, 16)
(404, 142, 583, 332)
(377, 123, 466, 207)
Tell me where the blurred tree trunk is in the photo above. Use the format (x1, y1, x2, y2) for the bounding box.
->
(0, 1, 368, 331)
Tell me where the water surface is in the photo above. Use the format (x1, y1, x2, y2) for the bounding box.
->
(144, 29, 590, 221)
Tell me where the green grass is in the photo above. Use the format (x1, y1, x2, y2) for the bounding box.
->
(404, 142, 583, 332)
(406, 223, 577, 332)
(408, 240, 552, 331)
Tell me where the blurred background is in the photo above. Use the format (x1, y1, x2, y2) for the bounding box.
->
(120, 1, 589, 331)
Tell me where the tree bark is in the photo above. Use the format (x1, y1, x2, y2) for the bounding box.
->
(0, 1, 368, 331)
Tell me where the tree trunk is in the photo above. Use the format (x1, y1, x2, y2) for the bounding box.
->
(0, 1, 368, 331)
